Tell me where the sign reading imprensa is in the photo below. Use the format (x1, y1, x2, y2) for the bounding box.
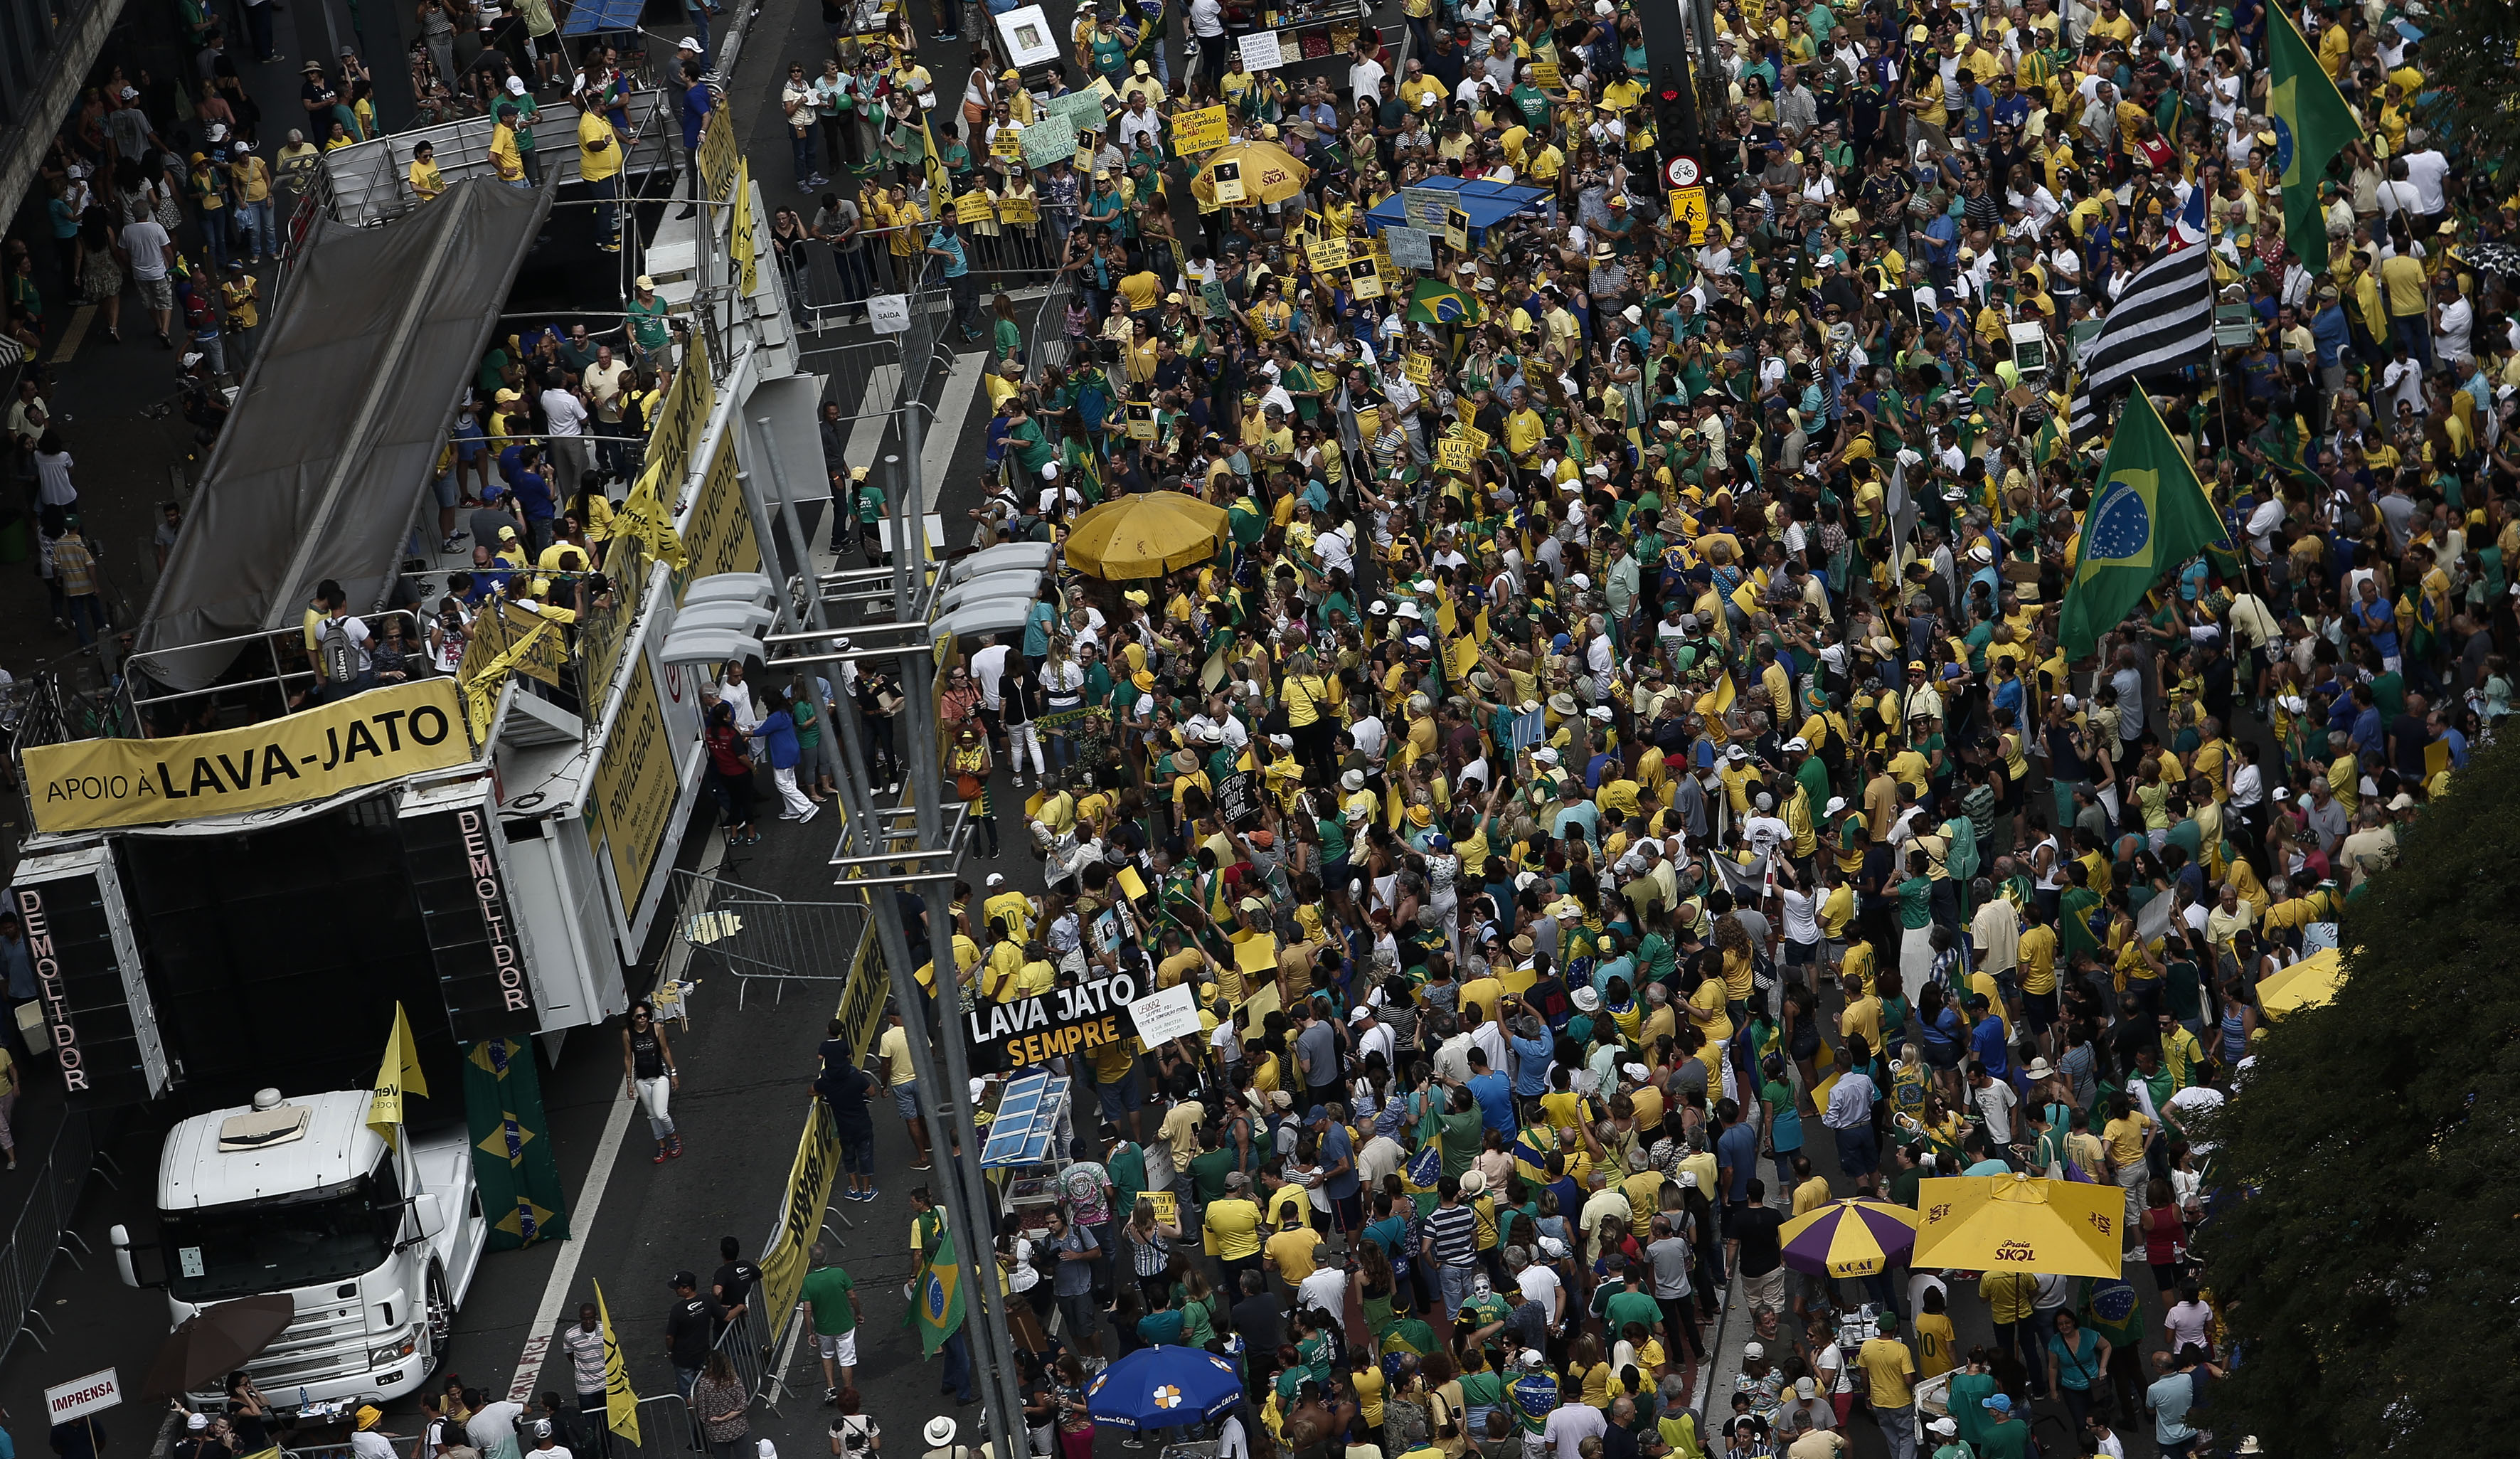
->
(965, 972, 1140, 1072)
(23, 680, 474, 834)
(46, 1368, 120, 1424)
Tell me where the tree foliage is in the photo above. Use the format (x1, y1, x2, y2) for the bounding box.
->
(2206, 739, 2520, 1455)
(2414, 0, 2520, 176)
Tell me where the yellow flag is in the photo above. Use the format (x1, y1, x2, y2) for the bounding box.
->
(617, 460, 689, 570)
(732, 158, 760, 297)
(595, 1280, 641, 1443)
(366, 1002, 429, 1151)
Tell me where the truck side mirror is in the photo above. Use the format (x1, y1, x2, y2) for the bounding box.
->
(109, 1225, 163, 1289)
(413, 1192, 447, 1243)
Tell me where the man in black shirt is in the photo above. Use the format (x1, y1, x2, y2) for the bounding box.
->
(664, 1270, 721, 1395)
(815, 1019, 880, 1204)
(1724, 1180, 1789, 1323)
(713, 1237, 762, 1336)
(1228, 1269, 1284, 1353)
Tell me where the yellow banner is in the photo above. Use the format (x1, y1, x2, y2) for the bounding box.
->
(500, 603, 567, 685)
(731, 158, 760, 297)
(680, 433, 760, 593)
(756, 1095, 845, 1328)
(1529, 60, 1561, 88)
(585, 655, 680, 920)
(1304, 234, 1350, 272)
(23, 679, 475, 834)
(698, 102, 741, 202)
(999, 195, 1038, 223)
(1174, 104, 1228, 154)
(640, 331, 716, 508)
(1435, 437, 1474, 475)
(594, 1280, 640, 1443)
(955, 191, 994, 223)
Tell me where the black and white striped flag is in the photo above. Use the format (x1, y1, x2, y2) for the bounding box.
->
(2066, 245, 2215, 437)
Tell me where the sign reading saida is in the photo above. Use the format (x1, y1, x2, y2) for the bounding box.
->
(585, 656, 680, 920)
(677, 434, 759, 599)
(25, 679, 474, 834)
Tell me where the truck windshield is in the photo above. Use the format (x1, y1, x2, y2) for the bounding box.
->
(161, 1180, 395, 1303)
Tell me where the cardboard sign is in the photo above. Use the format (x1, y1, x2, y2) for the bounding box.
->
(46, 1370, 121, 1425)
(1129, 982, 1204, 1044)
(1405, 351, 1434, 387)
(1215, 769, 1260, 824)
(1175, 103, 1229, 154)
(1445, 205, 1471, 253)
(1211, 159, 1245, 203)
(1200, 280, 1230, 317)
(1238, 30, 1284, 70)
(1044, 90, 1110, 134)
(1017, 114, 1077, 169)
(1455, 421, 1492, 455)
(866, 293, 912, 334)
(1349, 258, 1384, 297)
(1386, 225, 1435, 270)
(1147, 1189, 1179, 1225)
(999, 195, 1039, 223)
(991, 128, 1023, 157)
(1529, 60, 1562, 88)
(1127, 400, 1157, 440)
(955, 191, 994, 223)
(1668, 184, 1711, 245)
(1304, 233, 1351, 272)
(1436, 437, 1474, 474)
(1400, 186, 1453, 230)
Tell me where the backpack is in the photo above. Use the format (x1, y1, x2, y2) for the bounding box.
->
(319, 618, 361, 684)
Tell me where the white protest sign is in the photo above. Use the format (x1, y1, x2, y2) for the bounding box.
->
(47, 1369, 122, 1425)
(1128, 983, 1203, 1045)
(1238, 31, 1285, 70)
(866, 294, 912, 334)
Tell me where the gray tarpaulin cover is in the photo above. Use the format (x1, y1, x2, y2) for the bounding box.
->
(133, 177, 553, 691)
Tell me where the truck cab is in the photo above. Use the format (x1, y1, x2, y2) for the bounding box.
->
(111, 1088, 489, 1407)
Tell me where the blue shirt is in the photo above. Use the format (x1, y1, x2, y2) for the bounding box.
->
(1715, 1120, 1758, 1203)
(935, 231, 969, 278)
(1509, 1027, 1554, 1096)
(681, 82, 713, 149)
(511, 469, 555, 522)
(1023, 600, 1056, 657)
(1467, 1071, 1516, 1133)
(2310, 304, 2351, 368)
(1320, 1120, 1359, 1199)
(1969, 1014, 2009, 1077)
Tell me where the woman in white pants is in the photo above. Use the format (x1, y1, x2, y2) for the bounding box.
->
(620, 1000, 681, 1163)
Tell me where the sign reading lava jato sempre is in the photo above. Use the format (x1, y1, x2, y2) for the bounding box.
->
(966, 972, 1141, 1072)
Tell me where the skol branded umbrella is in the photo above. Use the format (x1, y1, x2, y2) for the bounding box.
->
(1062, 492, 1230, 578)
(1911, 1173, 2125, 1278)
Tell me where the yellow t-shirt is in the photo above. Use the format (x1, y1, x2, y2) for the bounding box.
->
(876, 1025, 917, 1085)
(1857, 1337, 1916, 1408)
(2103, 1113, 2154, 1167)
(1265, 1225, 1322, 1281)
(1203, 1198, 1263, 1260)
(2016, 924, 2058, 996)
(1914, 1312, 1957, 1381)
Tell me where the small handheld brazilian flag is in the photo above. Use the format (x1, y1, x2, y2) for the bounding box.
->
(1405, 278, 1478, 327)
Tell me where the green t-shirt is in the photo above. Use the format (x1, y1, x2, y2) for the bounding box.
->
(1439, 1106, 1485, 1176)
(1190, 1144, 1240, 1202)
(799, 1265, 856, 1335)
(1897, 876, 1934, 930)
(1602, 1288, 1663, 1338)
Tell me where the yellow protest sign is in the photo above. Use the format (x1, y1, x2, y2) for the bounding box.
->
(1348, 258, 1383, 297)
(1304, 233, 1351, 272)
(1174, 104, 1228, 154)
(499, 603, 567, 684)
(1668, 184, 1711, 244)
(999, 195, 1039, 223)
(1435, 437, 1474, 475)
(23, 679, 475, 834)
(1147, 1189, 1178, 1226)
(730, 159, 758, 296)
(1455, 422, 1492, 455)
(1530, 60, 1561, 88)
(1445, 206, 1470, 253)
(1126, 401, 1157, 440)
(1405, 351, 1434, 386)
(955, 191, 995, 223)
(991, 128, 1023, 157)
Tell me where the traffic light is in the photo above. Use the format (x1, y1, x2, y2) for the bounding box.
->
(1653, 66, 1696, 163)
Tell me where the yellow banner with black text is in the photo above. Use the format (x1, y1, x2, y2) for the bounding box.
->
(23, 679, 476, 834)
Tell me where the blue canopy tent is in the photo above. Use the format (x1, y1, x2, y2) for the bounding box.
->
(563, 0, 646, 36)
(1359, 176, 1551, 249)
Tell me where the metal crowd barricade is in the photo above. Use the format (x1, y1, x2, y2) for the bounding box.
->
(709, 1306, 768, 1408)
(573, 1392, 708, 1459)
(0, 1111, 119, 1362)
(666, 868, 872, 1009)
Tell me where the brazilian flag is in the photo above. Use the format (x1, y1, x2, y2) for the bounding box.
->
(2057, 391, 2232, 658)
(2268, 8, 2361, 258)
(1406, 277, 1478, 326)
(905, 1210, 967, 1357)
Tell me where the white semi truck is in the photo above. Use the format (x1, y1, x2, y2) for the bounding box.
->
(109, 1089, 488, 1406)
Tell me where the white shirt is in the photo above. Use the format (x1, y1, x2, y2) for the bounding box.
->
(540, 387, 589, 437)
(1117, 106, 1161, 149)
(351, 1433, 398, 1459)
(1297, 1263, 1349, 1316)
(970, 642, 1011, 709)
(1516, 1263, 1563, 1327)
(1347, 57, 1386, 105)
(2401, 148, 2450, 213)
(1189, 0, 1225, 35)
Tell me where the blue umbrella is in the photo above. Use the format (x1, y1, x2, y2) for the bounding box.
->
(1084, 1344, 1244, 1430)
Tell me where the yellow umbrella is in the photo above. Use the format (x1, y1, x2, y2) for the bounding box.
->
(1188, 141, 1311, 208)
(2257, 946, 2343, 1018)
(1910, 1174, 2123, 1278)
(1062, 492, 1231, 579)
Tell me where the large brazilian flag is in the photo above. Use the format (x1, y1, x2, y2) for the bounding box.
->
(2268, 9, 2362, 259)
(2057, 391, 2231, 658)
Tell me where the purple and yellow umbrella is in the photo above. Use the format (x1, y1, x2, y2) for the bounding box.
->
(1777, 1198, 1921, 1278)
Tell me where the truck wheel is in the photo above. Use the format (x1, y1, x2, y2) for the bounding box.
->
(426, 1260, 454, 1347)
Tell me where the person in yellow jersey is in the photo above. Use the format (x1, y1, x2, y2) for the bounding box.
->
(577, 95, 625, 249)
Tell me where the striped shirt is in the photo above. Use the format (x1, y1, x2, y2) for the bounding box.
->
(1423, 1201, 1478, 1268)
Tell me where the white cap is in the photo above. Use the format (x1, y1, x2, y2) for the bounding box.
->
(986, 873, 1006, 888)
(1492, 23, 1511, 35)
(1521, 1349, 1547, 1368)
(1726, 745, 1748, 762)
(1532, 748, 1559, 766)
(678, 33, 703, 48)
(1825, 797, 1847, 816)
(1396, 602, 1423, 620)
(1568, 572, 1593, 590)
(506, 75, 528, 94)
(1743, 1342, 1765, 1360)
(1587, 705, 1613, 721)
(2062, 694, 2081, 711)
(1783, 737, 1809, 752)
